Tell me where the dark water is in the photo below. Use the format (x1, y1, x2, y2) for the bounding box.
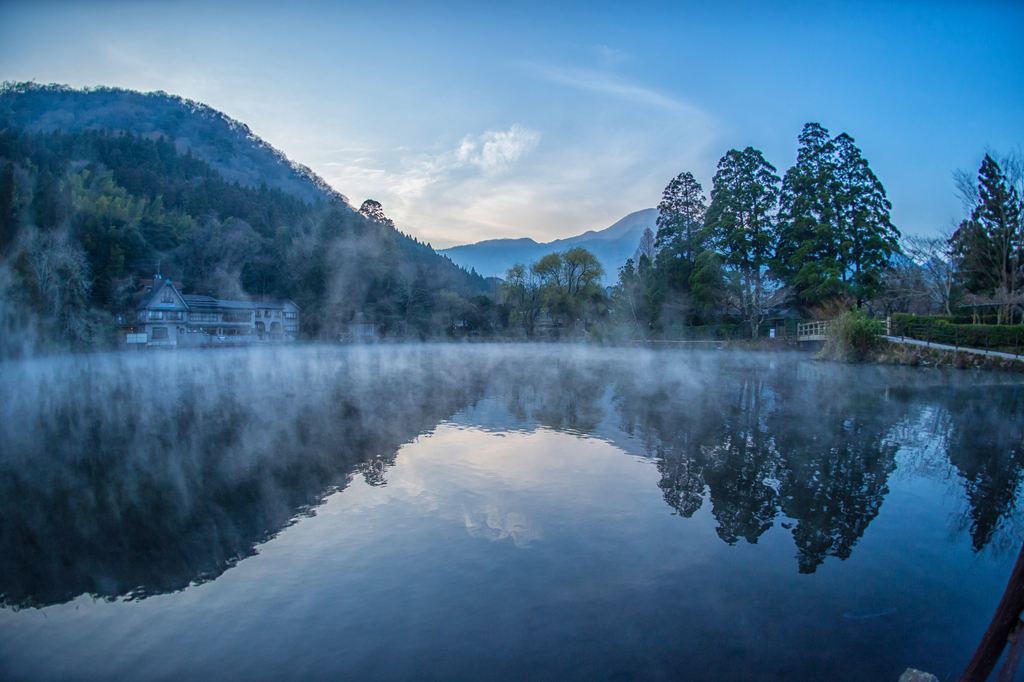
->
(1, 345, 1023, 681)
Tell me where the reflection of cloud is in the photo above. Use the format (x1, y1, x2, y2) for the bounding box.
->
(462, 504, 542, 548)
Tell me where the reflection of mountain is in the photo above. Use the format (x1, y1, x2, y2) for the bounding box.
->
(0, 348, 486, 609)
(2, 348, 1022, 608)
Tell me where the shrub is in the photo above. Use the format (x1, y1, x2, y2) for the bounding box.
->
(820, 310, 883, 363)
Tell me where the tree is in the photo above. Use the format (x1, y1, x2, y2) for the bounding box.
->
(502, 263, 543, 336)
(0, 163, 16, 251)
(775, 123, 899, 307)
(533, 247, 605, 329)
(901, 232, 958, 315)
(832, 133, 900, 306)
(950, 154, 1023, 323)
(358, 199, 395, 229)
(706, 147, 781, 336)
(655, 171, 707, 269)
(634, 227, 657, 264)
(775, 123, 842, 305)
(612, 258, 652, 339)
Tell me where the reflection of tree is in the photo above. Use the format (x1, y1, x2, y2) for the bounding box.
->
(704, 378, 780, 545)
(767, 371, 905, 573)
(615, 379, 718, 518)
(0, 350, 484, 609)
(942, 387, 1024, 552)
(613, 359, 913, 573)
(498, 357, 609, 434)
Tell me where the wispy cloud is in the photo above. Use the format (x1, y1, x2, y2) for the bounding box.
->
(519, 62, 694, 113)
(594, 44, 631, 67)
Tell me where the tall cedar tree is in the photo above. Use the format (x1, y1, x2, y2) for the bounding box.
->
(775, 123, 898, 306)
(654, 171, 707, 293)
(705, 147, 781, 336)
(832, 133, 899, 306)
(774, 123, 840, 304)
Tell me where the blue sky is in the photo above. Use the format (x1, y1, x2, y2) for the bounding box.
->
(2, 0, 1021, 248)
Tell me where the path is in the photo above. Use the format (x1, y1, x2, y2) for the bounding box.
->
(881, 335, 1023, 361)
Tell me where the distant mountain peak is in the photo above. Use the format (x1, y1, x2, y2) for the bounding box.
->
(438, 208, 657, 282)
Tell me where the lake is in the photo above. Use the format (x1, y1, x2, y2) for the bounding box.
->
(1, 345, 1022, 681)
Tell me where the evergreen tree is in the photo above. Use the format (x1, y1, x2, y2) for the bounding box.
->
(832, 133, 899, 306)
(774, 123, 841, 305)
(0, 162, 15, 251)
(705, 147, 781, 335)
(775, 123, 898, 307)
(655, 171, 707, 267)
(950, 154, 1024, 323)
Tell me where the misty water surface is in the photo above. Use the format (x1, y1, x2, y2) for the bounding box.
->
(1, 345, 1023, 681)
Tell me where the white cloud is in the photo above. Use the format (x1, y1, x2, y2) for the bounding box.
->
(330, 124, 541, 205)
(456, 124, 540, 175)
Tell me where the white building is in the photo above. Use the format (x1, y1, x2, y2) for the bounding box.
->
(124, 275, 300, 349)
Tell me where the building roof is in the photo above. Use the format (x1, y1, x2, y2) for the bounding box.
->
(136, 277, 182, 310)
(182, 296, 299, 311)
(136, 276, 300, 312)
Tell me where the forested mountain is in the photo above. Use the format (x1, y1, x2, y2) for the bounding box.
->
(0, 82, 339, 204)
(439, 208, 657, 282)
(0, 83, 489, 356)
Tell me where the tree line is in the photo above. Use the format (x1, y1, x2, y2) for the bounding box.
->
(0, 129, 494, 356)
(498, 123, 1021, 339)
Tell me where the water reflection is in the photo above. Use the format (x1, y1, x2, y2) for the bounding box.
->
(1, 346, 1022, 609)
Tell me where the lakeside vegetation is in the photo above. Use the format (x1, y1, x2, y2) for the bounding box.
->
(0, 83, 1021, 358)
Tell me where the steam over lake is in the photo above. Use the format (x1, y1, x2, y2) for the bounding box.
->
(1, 346, 1022, 681)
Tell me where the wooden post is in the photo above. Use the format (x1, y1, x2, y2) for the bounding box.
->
(960, 540, 1024, 682)
(995, 620, 1024, 682)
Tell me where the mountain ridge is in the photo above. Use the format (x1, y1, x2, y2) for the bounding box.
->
(439, 208, 657, 282)
(0, 81, 347, 206)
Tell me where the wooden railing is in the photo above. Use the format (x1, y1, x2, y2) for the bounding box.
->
(796, 321, 832, 341)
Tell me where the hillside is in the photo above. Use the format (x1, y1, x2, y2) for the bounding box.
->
(0, 82, 341, 205)
(439, 208, 657, 282)
(0, 83, 490, 354)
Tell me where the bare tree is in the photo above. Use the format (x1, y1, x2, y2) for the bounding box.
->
(902, 230, 958, 315)
(634, 227, 657, 265)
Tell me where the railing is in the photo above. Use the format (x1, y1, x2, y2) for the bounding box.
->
(796, 321, 832, 340)
(888, 319, 1022, 357)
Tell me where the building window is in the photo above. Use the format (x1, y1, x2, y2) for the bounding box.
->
(161, 291, 172, 303)
(274, 311, 281, 318)
(285, 325, 298, 332)
(223, 312, 251, 322)
(284, 312, 297, 319)
(256, 310, 262, 318)
(138, 311, 147, 321)
(191, 312, 220, 323)
(150, 311, 164, 321)
(165, 311, 183, 321)
(152, 327, 169, 340)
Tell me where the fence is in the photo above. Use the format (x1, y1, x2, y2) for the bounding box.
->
(888, 318, 1023, 358)
(796, 321, 832, 340)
